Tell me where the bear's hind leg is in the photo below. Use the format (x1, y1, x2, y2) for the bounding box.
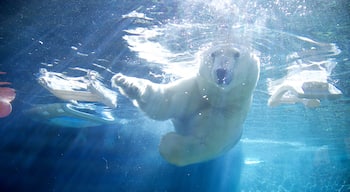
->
(159, 132, 212, 166)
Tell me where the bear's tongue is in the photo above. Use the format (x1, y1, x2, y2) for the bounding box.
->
(216, 68, 227, 85)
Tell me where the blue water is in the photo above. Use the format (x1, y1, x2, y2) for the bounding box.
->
(0, 0, 349, 191)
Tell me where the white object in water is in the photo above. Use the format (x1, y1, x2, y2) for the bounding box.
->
(37, 68, 117, 108)
(268, 70, 342, 107)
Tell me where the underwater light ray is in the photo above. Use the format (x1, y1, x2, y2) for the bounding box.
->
(74, 5, 163, 74)
(40, 6, 140, 76)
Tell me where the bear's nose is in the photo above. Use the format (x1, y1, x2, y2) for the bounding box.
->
(216, 68, 227, 84)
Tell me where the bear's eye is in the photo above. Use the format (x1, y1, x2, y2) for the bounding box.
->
(210, 52, 219, 64)
(233, 51, 240, 58)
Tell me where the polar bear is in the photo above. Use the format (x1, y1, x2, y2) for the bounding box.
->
(112, 44, 260, 166)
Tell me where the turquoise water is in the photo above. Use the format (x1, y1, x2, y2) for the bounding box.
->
(0, 0, 349, 191)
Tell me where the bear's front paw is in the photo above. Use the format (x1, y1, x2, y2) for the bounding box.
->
(111, 73, 142, 100)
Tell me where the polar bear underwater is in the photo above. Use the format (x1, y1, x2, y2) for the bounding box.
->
(112, 44, 260, 166)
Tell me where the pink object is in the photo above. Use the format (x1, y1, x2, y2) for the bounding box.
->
(0, 82, 11, 85)
(0, 72, 16, 118)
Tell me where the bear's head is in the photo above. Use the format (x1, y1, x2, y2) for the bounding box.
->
(198, 44, 260, 92)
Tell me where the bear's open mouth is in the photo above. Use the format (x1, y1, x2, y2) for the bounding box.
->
(216, 68, 232, 85)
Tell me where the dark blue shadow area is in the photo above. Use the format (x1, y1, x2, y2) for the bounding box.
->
(0, 113, 243, 192)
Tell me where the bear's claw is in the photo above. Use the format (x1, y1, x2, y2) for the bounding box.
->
(111, 73, 142, 100)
